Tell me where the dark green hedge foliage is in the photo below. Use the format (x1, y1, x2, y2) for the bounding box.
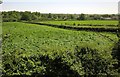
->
(2, 46, 119, 76)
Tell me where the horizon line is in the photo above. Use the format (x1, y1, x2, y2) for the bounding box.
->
(2, 10, 118, 15)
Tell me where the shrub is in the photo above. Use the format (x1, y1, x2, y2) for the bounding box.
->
(74, 46, 118, 76)
(2, 46, 118, 76)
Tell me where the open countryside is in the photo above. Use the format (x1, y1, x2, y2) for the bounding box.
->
(2, 0, 120, 76)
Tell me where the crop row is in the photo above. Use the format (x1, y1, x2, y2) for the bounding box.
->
(40, 20, 118, 26)
(30, 22, 118, 32)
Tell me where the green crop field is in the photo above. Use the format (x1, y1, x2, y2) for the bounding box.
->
(2, 22, 119, 76)
(40, 20, 118, 26)
(3, 22, 118, 53)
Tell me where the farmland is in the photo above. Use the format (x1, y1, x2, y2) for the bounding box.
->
(2, 22, 119, 76)
(2, 22, 118, 53)
(40, 20, 118, 27)
(31, 20, 118, 33)
(1, 1, 120, 76)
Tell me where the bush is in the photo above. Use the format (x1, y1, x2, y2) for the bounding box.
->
(2, 46, 118, 76)
(74, 46, 118, 76)
(2, 49, 80, 76)
(112, 39, 120, 73)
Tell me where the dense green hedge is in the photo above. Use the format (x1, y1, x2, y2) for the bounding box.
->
(2, 46, 119, 76)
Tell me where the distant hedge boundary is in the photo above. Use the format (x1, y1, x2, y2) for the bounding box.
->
(28, 22, 118, 32)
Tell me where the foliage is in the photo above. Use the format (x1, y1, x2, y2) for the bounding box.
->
(2, 45, 118, 76)
(20, 11, 33, 21)
(77, 13, 85, 20)
(2, 22, 119, 76)
(2, 22, 118, 53)
(2, 11, 118, 22)
(112, 21, 120, 73)
(75, 46, 118, 75)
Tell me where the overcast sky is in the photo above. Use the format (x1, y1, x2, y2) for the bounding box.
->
(1, 0, 120, 14)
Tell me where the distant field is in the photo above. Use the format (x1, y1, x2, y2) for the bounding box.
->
(32, 20, 118, 32)
(40, 20, 118, 27)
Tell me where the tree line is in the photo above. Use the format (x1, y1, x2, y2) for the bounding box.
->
(2, 11, 118, 22)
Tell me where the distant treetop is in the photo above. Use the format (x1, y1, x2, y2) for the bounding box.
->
(0, 0, 3, 4)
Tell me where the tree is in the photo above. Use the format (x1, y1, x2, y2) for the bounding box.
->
(77, 13, 85, 20)
(48, 13, 52, 18)
(21, 11, 32, 21)
(93, 14, 100, 20)
(67, 14, 75, 20)
(31, 14, 38, 20)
